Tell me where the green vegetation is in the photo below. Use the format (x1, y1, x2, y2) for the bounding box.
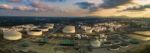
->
(127, 22, 142, 28)
(61, 39, 74, 44)
(19, 40, 30, 47)
(0, 48, 16, 53)
(37, 38, 49, 45)
(129, 39, 140, 44)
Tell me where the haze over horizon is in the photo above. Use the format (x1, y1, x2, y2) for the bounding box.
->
(0, 0, 150, 18)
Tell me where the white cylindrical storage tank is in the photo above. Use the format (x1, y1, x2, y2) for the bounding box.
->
(45, 23, 54, 29)
(100, 38, 107, 42)
(113, 40, 121, 45)
(85, 29, 93, 34)
(90, 40, 101, 48)
(38, 27, 49, 32)
(109, 45, 120, 50)
(75, 34, 81, 39)
(99, 34, 106, 38)
(103, 42, 112, 46)
(3, 31, 22, 40)
(27, 29, 42, 36)
(119, 43, 129, 48)
(94, 27, 100, 32)
(62, 26, 75, 33)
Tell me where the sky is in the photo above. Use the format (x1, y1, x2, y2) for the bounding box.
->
(0, 0, 150, 17)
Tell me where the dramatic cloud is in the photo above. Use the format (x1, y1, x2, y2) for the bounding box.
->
(0, 0, 150, 17)
(132, 0, 150, 5)
(0, 4, 13, 9)
(44, 0, 66, 2)
(75, 2, 98, 12)
(8, 0, 21, 2)
(0, 4, 35, 11)
(124, 6, 145, 11)
(100, 0, 130, 8)
(0, 0, 60, 11)
(76, 2, 95, 9)
(123, 5, 150, 11)
(89, 0, 150, 17)
(76, 0, 130, 12)
(30, 1, 56, 11)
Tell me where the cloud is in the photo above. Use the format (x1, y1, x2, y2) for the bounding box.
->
(0, 0, 61, 11)
(75, 2, 98, 12)
(123, 5, 150, 11)
(30, 1, 56, 11)
(89, 0, 150, 17)
(90, 5, 150, 17)
(100, 0, 130, 8)
(76, 0, 130, 12)
(0, 0, 150, 17)
(7, 0, 21, 2)
(123, 6, 145, 11)
(131, 0, 150, 5)
(0, 4, 13, 9)
(0, 4, 37, 11)
(44, 0, 66, 2)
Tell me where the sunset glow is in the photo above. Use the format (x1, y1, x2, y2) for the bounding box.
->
(0, 0, 150, 18)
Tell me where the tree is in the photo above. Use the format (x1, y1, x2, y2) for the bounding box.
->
(19, 40, 30, 47)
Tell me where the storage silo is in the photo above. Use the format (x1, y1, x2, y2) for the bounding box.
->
(27, 29, 42, 36)
(3, 31, 22, 40)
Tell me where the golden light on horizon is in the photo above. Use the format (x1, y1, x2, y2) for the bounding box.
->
(90, 8, 150, 18)
(90, 0, 150, 18)
(132, 0, 150, 5)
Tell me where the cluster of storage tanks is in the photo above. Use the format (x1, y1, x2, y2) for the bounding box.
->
(1, 24, 76, 40)
(0, 23, 54, 40)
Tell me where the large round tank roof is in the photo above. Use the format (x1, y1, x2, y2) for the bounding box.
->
(90, 40, 101, 47)
(38, 27, 49, 32)
(109, 45, 120, 50)
(62, 26, 75, 33)
(27, 29, 42, 36)
(45, 23, 54, 29)
(3, 31, 22, 40)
